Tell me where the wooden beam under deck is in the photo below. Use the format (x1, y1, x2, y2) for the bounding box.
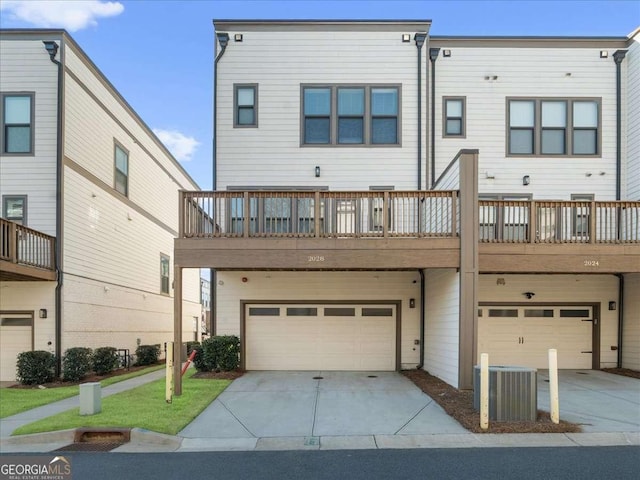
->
(0, 260, 57, 281)
(479, 243, 640, 273)
(175, 237, 460, 270)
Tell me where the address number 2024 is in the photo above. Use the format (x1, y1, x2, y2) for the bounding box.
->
(584, 260, 599, 267)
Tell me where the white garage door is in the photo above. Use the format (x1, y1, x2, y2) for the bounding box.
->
(245, 304, 397, 371)
(0, 313, 33, 382)
(478, 306, 593, 369)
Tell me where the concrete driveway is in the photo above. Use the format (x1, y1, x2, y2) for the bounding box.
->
(179, 371, 466, 443)
(537, 370, 640, 433)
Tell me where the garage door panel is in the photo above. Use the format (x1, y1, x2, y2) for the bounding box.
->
(0, 316, 33, 382)
(246, 304, 396, 371)
(478, 306, 592, 369)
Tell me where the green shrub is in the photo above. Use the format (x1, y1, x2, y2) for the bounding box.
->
(192, 344, 208, 372)
(16, 350, 56, 385)
(92, 347, 120, 375)
(62, 347, 93, 382)
(186, 341, 200, 356)
(135, 344, 160, 366)
(201, 335, 240, 371)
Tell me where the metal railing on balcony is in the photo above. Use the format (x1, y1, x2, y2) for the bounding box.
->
(0, 218, 56, 270)
(479, 200, 640, 244)
(180, 190, 459, 239)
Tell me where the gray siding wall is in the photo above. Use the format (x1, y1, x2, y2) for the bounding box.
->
(627, 32, 640, 200)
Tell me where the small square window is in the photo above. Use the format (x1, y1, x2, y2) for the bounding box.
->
(3, 195, 27, 225)
(443, 97, 465, 137)
(234, 84, 258, 127)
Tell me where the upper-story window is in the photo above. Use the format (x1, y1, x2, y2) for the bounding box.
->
(2, 195, 27, 225)
(443, 97, 465, 137)
(507, 98, 600, 156)
(1, 93, 34, 155)
(302, 85, 400, 146)
(114, 142, 129, 196)
(160, 254, 170, 295)
(234, 84, 258, 127)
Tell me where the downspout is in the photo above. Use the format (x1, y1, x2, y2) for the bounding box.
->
(612, 50, 627, 202)
(417, 269, 425, 369)
(211, 32, 229, 336)
(429, 48, 440, 188)
(414, 33, 427, 190)
(615, 274, 624, 368)
(43, 41, 64, 377)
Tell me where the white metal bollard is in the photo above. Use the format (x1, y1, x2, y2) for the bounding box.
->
(549, 348, 559, 424)
(166, 341, 174, 404)
(480, 353, 489, 430)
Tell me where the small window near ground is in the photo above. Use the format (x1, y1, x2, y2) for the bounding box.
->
(114, 143, 129, 196)
(443, 97, 465, 137)
(160, 254, 170, 295)
(234, 84, 258, 127)
(2, 195, 27, 225)
(2, 94, 34, 154)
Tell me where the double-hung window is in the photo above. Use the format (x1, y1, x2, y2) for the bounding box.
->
(507, 98, 600, 156)
(2, 93, 34, 154)
(234, 84, 258, 127)
(302, 85, 400, 146)
(114, 143, 129, 196)
(443, 97, 465, 137)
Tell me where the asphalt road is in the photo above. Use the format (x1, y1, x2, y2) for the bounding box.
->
(4, 446, 638, 480)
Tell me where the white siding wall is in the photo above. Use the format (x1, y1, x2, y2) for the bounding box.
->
(0, 282, 56, 351)
(0, 37, 59, 235)
(480, 274, 619, 367)
(216, 30, 426, 190)
(423, 269, 460, 388)
(627, 32, 640, 200)
(622, 273, 640, 370)
(62, 275, 200, 354)
(432, 46, 619, 200)
(216, 271, 421, 368)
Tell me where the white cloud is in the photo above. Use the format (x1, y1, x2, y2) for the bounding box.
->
(153, 129, 200, 162)
(0, 1, 124, 32)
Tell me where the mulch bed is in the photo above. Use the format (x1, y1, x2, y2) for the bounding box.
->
(601, 368, 640, 379)
(191, 369, 245, 381)
(402, 369, 582, 434)
(9, 363, 163, 389)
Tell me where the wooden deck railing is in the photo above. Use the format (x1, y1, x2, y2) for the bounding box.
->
(479, 200, 640, 244)
(179, 193, 639, 244)
(180, 190, 458, 239)
(0, 218, 56, 270)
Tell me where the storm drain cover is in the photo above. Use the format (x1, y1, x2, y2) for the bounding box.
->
(54, 442, 124, 452)
(304, 437, 320, 446)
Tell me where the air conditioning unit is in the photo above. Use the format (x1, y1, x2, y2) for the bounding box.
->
(473, 365, 537, 421)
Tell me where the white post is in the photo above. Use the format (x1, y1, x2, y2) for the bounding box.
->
(549, 348, 559, 424)
(166, 341, 174, 404)
(480, 353, 489, 430)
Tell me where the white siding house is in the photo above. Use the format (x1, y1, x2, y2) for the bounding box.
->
(0, 30, 201, 381)
(173, 20, 639, 391)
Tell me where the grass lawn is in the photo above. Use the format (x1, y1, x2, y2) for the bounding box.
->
(12, 369, 230, 436)
(0, 365, 164, 419)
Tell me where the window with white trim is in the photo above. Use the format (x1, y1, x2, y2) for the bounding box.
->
(507, 98, 600, 156)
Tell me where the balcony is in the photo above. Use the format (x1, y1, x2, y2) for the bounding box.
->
(175, 192, 640, 273)
(0, 218, 57, 281)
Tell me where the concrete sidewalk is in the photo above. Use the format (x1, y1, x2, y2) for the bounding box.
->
(1, 369, 639, 453)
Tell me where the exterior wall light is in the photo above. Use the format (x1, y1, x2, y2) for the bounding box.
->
(609, 301, 616, 310)
(39, 309, 47, 318)
(402, 34, 411, 42)
(315, 166, 321, 177)
(443, 49, 452, 57)
(234, 34, 243, 42)
(522, 175, 530, 186)
(600, 50, 608, 58)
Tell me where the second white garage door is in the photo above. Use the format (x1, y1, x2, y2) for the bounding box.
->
(0, 313, 34, 382)
(245, 304, 397, 371)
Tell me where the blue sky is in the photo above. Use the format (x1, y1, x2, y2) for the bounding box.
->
(1, 0, 638, 189)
